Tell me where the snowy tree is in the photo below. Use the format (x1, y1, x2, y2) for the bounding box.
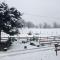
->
(0, 2, 23, 42)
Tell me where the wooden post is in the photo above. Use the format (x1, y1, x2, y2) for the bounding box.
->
(39, 37, 41, 46)
(55, 46, 57, 56)
(55, 44, 58, 56)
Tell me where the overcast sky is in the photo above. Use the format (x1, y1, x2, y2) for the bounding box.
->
(3, 0, 60, 25)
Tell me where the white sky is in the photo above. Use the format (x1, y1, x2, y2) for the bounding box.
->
(2, 0, 60, 25)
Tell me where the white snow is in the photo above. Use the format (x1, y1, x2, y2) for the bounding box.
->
(0, 28, 60, 60)
(0, 46, 60, 60)
(19, 28, 60, 37)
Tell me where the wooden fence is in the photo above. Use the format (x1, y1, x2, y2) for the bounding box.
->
(1, 36, 60, 44)
(1, 36, 60, 55)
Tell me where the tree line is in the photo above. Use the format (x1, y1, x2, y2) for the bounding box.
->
(39, 22, 60, 28)
(22, 21, 60, 28)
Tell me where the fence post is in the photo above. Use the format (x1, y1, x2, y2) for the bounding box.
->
(55, 44, 58, 56)
(39, 37, 41, 46)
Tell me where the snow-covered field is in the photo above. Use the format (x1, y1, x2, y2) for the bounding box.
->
(0, 46, 60, 60)
(1, 28, 60, 37)
(19, 28, 60, 36)
(0, 28, 60, 60)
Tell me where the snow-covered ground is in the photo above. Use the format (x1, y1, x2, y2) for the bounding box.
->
(0, 46, 60, 60)
(19, 28, 60, 37)
(1, 28, 60, 37)
(0, 28, 60, 60)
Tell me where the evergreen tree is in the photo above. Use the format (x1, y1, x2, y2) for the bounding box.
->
(0, 2, 23, 42)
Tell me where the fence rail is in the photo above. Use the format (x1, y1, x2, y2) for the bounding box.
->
(1, 36, 60, 44)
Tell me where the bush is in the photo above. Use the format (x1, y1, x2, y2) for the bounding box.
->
(28, 31, 32, 35)
(9, 37, 17, 42)
(30, 36, 38, 41)
(30, 43, 36, 46)
(24, 46, 27, 49)
(22, 41, 26, 43)
(37, 45, 40, 47)
(41, 43, 45, 46)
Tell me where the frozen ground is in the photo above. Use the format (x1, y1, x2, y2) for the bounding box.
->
(18, 28, 60, 38)
(1, 28, 60, 37)
(0, 28, 60, 60)
(0, 46, 60, 60)
(0, 38, 59, 60)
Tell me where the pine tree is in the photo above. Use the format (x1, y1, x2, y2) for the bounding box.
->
(0, 2, 23, 42)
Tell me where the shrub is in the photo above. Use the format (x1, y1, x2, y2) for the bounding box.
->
(28, 31, 32, 35)
(9, 37, 17, 42)
(24, 46, 27, 49)
(37, 45, 40, 47)
(30, 36, 38, 41)
(22, 41, 27, 44)
(30, 42, 36, 46)
(41, 43, 45, 46)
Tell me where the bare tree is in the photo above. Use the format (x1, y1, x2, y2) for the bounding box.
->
(43, 22, 51, 28)
(39, 23, 42, 28)
(26, 21, 35, 28)
(53, 22, 60, 28)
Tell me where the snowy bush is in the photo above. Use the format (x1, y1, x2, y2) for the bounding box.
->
(9, 37, 17, 42)
(28, 31, 32, 35)
(24, 46, 27, 49)
(37, 45, 40, 47)
(22, 41, 27, 44)
(30, 36, 38, 41)
(3, 48, 7, 51)
(30, 42, 36, 46)
(41, 43, 45, 46)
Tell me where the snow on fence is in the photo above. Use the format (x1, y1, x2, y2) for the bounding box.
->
(1, 36, 60, 45)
